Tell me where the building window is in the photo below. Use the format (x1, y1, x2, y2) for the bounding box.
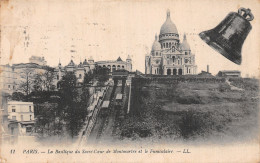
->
(8, 85, 10, 89)
(79, 74, 82, 79)
(12, 106, 16, 112)
(12, 116, 16, 120)
(57, 75, 59, 80)
(26, 127, 32, 133)
(13, 85, 15, 90)
(29, 106, 32, 112)
(172, 56, 175, 62)
(166, 43, 168, 48)
(30, 115, 32, 120)
(11, 127, 14, 135)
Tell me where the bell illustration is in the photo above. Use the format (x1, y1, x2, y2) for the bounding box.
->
(199, 7, 254, 65)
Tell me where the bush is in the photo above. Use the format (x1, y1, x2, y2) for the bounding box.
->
(218, 83, 230, 92)
(176, 96, 202, 104)
(178, 110, 215, 139)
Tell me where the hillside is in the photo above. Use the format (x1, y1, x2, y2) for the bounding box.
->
(118, 77, 259, 145)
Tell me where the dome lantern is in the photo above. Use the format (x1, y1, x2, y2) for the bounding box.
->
(159, 10, 179, 40)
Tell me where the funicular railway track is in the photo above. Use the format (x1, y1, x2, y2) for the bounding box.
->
(96, 116, 108, 139)
(93, 82, 122, 141)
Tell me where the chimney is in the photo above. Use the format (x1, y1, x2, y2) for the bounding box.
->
(207, 65, 209, 73)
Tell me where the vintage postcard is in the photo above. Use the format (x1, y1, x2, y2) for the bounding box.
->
(0, 0, 259, 162)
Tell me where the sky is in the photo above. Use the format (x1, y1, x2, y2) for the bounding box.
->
(1, 0, 260, 77)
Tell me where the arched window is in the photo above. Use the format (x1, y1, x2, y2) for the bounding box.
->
(122, 66, 124, 69)
(167, 69, 171, 75)
(112, 65, 116, 72)
(163, 43, 165, 48)
(172, 56, 175, 62)
(107, 65, 111, 71)
(166, 43, 168, 48)
(169, 42, 171, 48)
(173, 69, 177, 75)
(178, 69, 182, 75)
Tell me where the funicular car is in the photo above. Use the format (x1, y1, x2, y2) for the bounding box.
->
(100, 101, 110, 116)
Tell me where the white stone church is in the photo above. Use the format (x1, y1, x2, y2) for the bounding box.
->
(145, 10, 197, 75)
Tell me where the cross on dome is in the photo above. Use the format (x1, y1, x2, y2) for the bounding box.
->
(183, 33, 187, 40)
(167, 9, 170, 18)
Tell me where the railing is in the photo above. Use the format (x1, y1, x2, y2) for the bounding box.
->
(127, 82, 131, 114)
(77, 86, 108, 146)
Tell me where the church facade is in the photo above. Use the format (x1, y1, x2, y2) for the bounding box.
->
(145, 10, 197, 75)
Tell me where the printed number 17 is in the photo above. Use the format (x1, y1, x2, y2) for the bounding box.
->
(10, 149, 15, 154)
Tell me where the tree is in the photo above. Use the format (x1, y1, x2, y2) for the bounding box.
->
(58, 71, 78, 104)
(32, 68, 55, 92)
(43, 68, 55, 91)
(19, 68, 34, 96)
(83, 71, 94, 87)
(11, 92, 25, 101)
(33, 74, 44, 92)
(93, 66, 110, 83)
(57, 71, 86, 137)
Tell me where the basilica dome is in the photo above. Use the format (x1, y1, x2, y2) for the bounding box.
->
(159, 10, 178, 36)
(152, 35, 161, 51)
(180, 34, 190, 51)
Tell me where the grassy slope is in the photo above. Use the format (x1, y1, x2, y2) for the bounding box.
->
(118, 78, 259, 144)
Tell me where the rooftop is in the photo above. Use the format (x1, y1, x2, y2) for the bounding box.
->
(8, 101, 33, 105)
